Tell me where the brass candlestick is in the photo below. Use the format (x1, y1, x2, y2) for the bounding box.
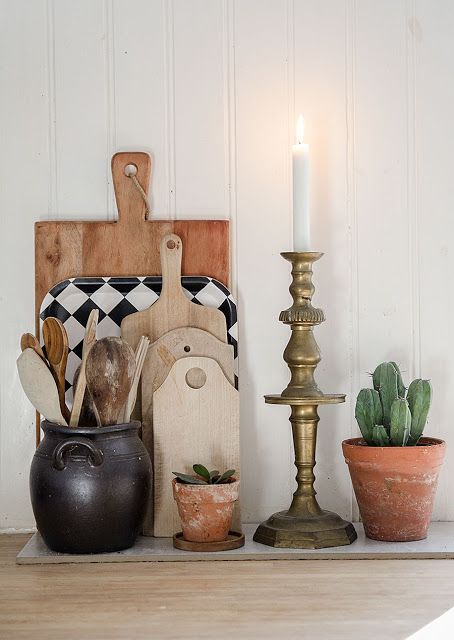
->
(253, 252, 357, 548)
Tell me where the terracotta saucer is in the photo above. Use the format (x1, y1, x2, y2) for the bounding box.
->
(173, 531, 245, 552)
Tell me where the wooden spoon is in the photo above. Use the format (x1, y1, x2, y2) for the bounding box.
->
(70, 309, 99, 427)
(42, 317, 69, 421)
(20, 333, 46, 361)
(86, 337, 136, 426)
(17, 348, 67, 425)
(72, 365, 99, 428)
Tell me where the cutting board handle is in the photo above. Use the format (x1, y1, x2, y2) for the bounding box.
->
(111, 152, 152, 225)
(159, 234, 187, 302)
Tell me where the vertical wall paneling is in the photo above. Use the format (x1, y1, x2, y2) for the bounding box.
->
(407, 0, 420, 382)
(354, 1, 412, 386)
(223, 0, 238, 294)
(0, 0, 49, 529)
(113, 0, 168, 217)
(234, 0, 294, 522)
(173, 0, 227, 218)
(104, 0, 116, 219)
(346, 0, 360, 521)
(52, 0, 110, 217)
(47, 0, 58, 216)
(293, 0, 351, 520)
(415, 0, 454, 520)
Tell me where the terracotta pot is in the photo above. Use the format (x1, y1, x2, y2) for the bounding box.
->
(342, 437, 445, 542)
(172, 478, 240, 542)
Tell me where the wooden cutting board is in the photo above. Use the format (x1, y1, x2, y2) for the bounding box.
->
(34, 151, 230, 445)
(141, 327, 235, 535)
(153, 356, 240, 537)
(121, 234, 228, 351)
(35, 151, 230, 333)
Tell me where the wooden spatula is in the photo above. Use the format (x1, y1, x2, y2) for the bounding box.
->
(86, 337, 136, 426)
(119, 335, 150, 424)
(69, 309, 98, 427)
(121, 234, 228, 351)
(20, 333, 46, 361)
(17, 349, 67, 425)
(42, 317, 69, 421)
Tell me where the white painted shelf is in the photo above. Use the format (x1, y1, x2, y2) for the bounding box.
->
(16, 523, 454, 564)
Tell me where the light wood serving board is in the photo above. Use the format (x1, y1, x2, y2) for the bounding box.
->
(141, 327, 235, 535)
(121, 234, 228, 351)
(153, 356, 240, 537)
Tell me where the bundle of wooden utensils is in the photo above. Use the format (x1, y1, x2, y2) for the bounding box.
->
(17, 311, 150, 428)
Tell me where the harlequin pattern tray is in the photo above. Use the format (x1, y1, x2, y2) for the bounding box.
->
(40, 277, 238, 403)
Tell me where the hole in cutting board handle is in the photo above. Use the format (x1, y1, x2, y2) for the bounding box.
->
(167, 239, 176, 250)
(185, 368, 207, 389)
(124, 163, 138, 177)
(184, 345, 191, 353)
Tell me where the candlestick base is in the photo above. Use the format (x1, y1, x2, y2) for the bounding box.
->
(253, 510, 357, 549)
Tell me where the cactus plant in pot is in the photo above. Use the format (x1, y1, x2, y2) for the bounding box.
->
(342, 362, 445, 542)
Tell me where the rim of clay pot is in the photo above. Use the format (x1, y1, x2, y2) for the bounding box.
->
(343, 436, 445, 449)
(172, 478, 240, 501)
(342, 437, 446, 464)
(173, 477, 239, 489)
(41, 419, 141, 436)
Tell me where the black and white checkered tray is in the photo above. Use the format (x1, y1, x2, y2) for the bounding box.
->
(40, 277, 238, 403)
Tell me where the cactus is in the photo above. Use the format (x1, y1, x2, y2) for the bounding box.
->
(390, 398, 411, 446)
(389, 362, 406, 397)
(355, 389, 382, 444)
(372, 362, 399, 428)
(355, 362, 432, 446)
(373, 425, 390, 446)
(406, 379, 432, 445)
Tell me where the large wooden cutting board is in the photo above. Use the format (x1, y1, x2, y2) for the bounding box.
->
(35, 152, 230, 332)
(153, 356, 240, 537)
(141, 327, 235, 535)
(34, 151, 230, 445)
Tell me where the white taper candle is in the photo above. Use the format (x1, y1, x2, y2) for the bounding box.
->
(292, 115, 310, 251)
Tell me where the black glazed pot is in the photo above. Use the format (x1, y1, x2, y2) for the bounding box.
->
(30, 420, 151, 554)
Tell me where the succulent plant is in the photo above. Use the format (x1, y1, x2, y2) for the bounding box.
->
(173, 464, 236, 485)
(355, 362, 432, 446)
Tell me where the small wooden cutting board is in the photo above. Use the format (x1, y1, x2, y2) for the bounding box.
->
(141, 327, 235, 535)
(121, 234, 228, 351)
(153, 356, 240, 537)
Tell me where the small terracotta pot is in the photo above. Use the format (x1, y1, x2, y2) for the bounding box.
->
(172, 478, 240, 543)
(342, 437, 445, 542)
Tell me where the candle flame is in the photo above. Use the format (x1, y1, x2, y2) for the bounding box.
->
(296, 114, 305, 144)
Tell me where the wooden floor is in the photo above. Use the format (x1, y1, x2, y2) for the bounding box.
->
(1, 535, 454, 640)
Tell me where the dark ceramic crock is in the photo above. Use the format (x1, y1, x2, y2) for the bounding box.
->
(30, 420, 151, 554)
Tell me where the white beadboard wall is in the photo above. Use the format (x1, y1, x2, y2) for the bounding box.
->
(0, 0, 453, 530)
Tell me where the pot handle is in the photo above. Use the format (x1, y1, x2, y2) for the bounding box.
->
(52, 437, 104, 471)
